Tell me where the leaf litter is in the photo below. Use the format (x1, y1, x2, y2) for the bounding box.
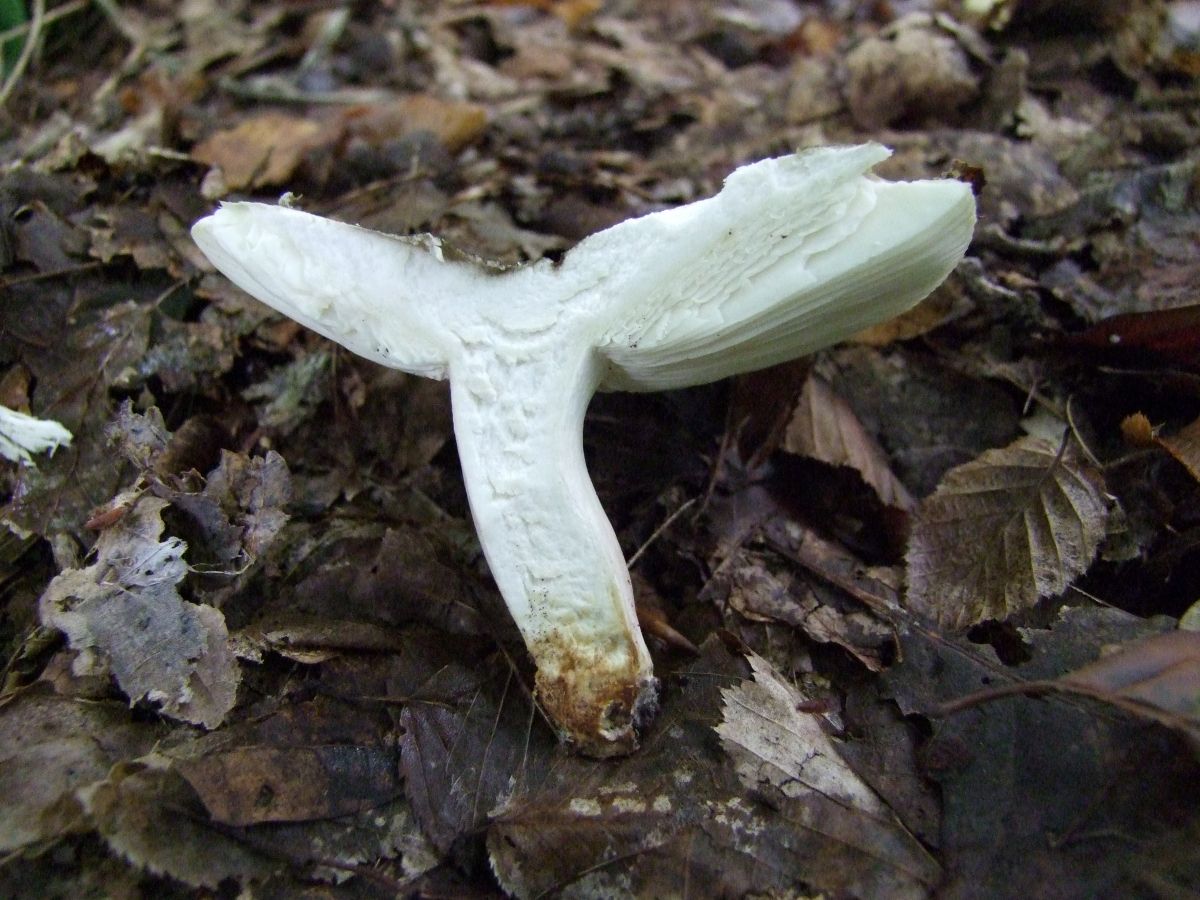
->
(2, 0, 1200, 895)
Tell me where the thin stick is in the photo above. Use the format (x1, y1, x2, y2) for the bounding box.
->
(628, 497, 696, 569)
(0, 0, 85, 46)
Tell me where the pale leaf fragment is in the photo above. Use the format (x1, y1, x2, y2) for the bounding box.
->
(783, 374, 914, 510)
(718, 653, 886, 813)
(38, 497, 239, 728)
(717, 653, 939, 891)
(905, 436, 1109, 629)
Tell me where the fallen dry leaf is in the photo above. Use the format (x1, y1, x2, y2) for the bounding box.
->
(178, 743, 402, 827)
(717, 551, 895, 670)
(81, 756, 279, 888)
(1062, 303, 1200, 368)
(342, 94, 488, 154)
(1158, 416, 1200, 483)
(905, 436, 1109, 628)
(940, 628, 1200, 743)
(783, 374, 915, 510)
(488, 640, 938, 898)
(844, 15, 980, 130)
(191, 112, 331, 192)
(0, 692, 157, 853)
(717, 652, 940, 894)
(38, 496, 240, 728)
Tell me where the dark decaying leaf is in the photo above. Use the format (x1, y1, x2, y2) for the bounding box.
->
(238, 615, 410, 663)
(941, 628, 1200, 742)
(885, 606, 1200, 900)
(1062, 303, 1200, 368)
(400, 659, 551, 856)
(714, 549, 896, 670)
(106, 403, 292, 569)
(81, 758, 279, 889)
(782, 373, 914, 510)
(291, 526, 489, 635)
(37, 497, 240, 728)
(905, 436, 1109, 628)
(1, 301, 152, 539)
(0, 692, 159, 853)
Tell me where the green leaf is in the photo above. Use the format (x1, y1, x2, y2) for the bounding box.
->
(0, 0, 27, 79)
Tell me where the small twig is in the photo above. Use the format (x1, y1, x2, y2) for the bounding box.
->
(0, 0, 85, 46)
(0, 0, 45, 108)
(1065, 395, 1103, 468)
(89, 0, 146, 46)
(692, 401, 738, 524)
(0, 261, 104, 289)
(938, 675, 1198, 736)
(628, 497, 696, 569)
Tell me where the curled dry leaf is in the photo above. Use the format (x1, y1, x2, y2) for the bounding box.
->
(905, 436, 1109, 629)
(844, 15, 980, 130)
(1060, 629, 1200, 716)
(783, 373, 915, 510)
(38, 497, 240, 728)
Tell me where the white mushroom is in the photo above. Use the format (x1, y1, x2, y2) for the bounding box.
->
(0, 405, 73, 465)
(192, 143, 976, 755)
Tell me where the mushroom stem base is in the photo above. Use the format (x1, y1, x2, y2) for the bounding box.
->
(534, 658, 660, 757)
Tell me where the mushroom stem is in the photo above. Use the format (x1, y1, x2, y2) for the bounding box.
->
(449, 340, 654, 754)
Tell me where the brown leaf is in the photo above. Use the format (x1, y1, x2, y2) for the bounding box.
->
(905, 436, 1109, 628)
(851, 278, 968, 348)
(238, 615, 410, 663)
(1060, 630, 1200, 722)
(291, 526, 488, 635)
(192, 113, 332, 192)
(487, 640, 941, 898)
(1, 301, 152, 539)
(889, 606, 1200, 898)
(1158, 416, 1200, 483)
(178, 744, 402, 827)
(200, 449, 291, 560)
(1062, 303, 1200, 368)
(342, 95, 488, 154)
(717, 551, 894, 670)
(939, 627, 1200, 744)
(783, 374, 914, 510)
(401, 662, 554, 855)
(107, 403, 291, 569)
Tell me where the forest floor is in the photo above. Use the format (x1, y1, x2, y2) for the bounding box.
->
(2, 1, 1200, 897)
